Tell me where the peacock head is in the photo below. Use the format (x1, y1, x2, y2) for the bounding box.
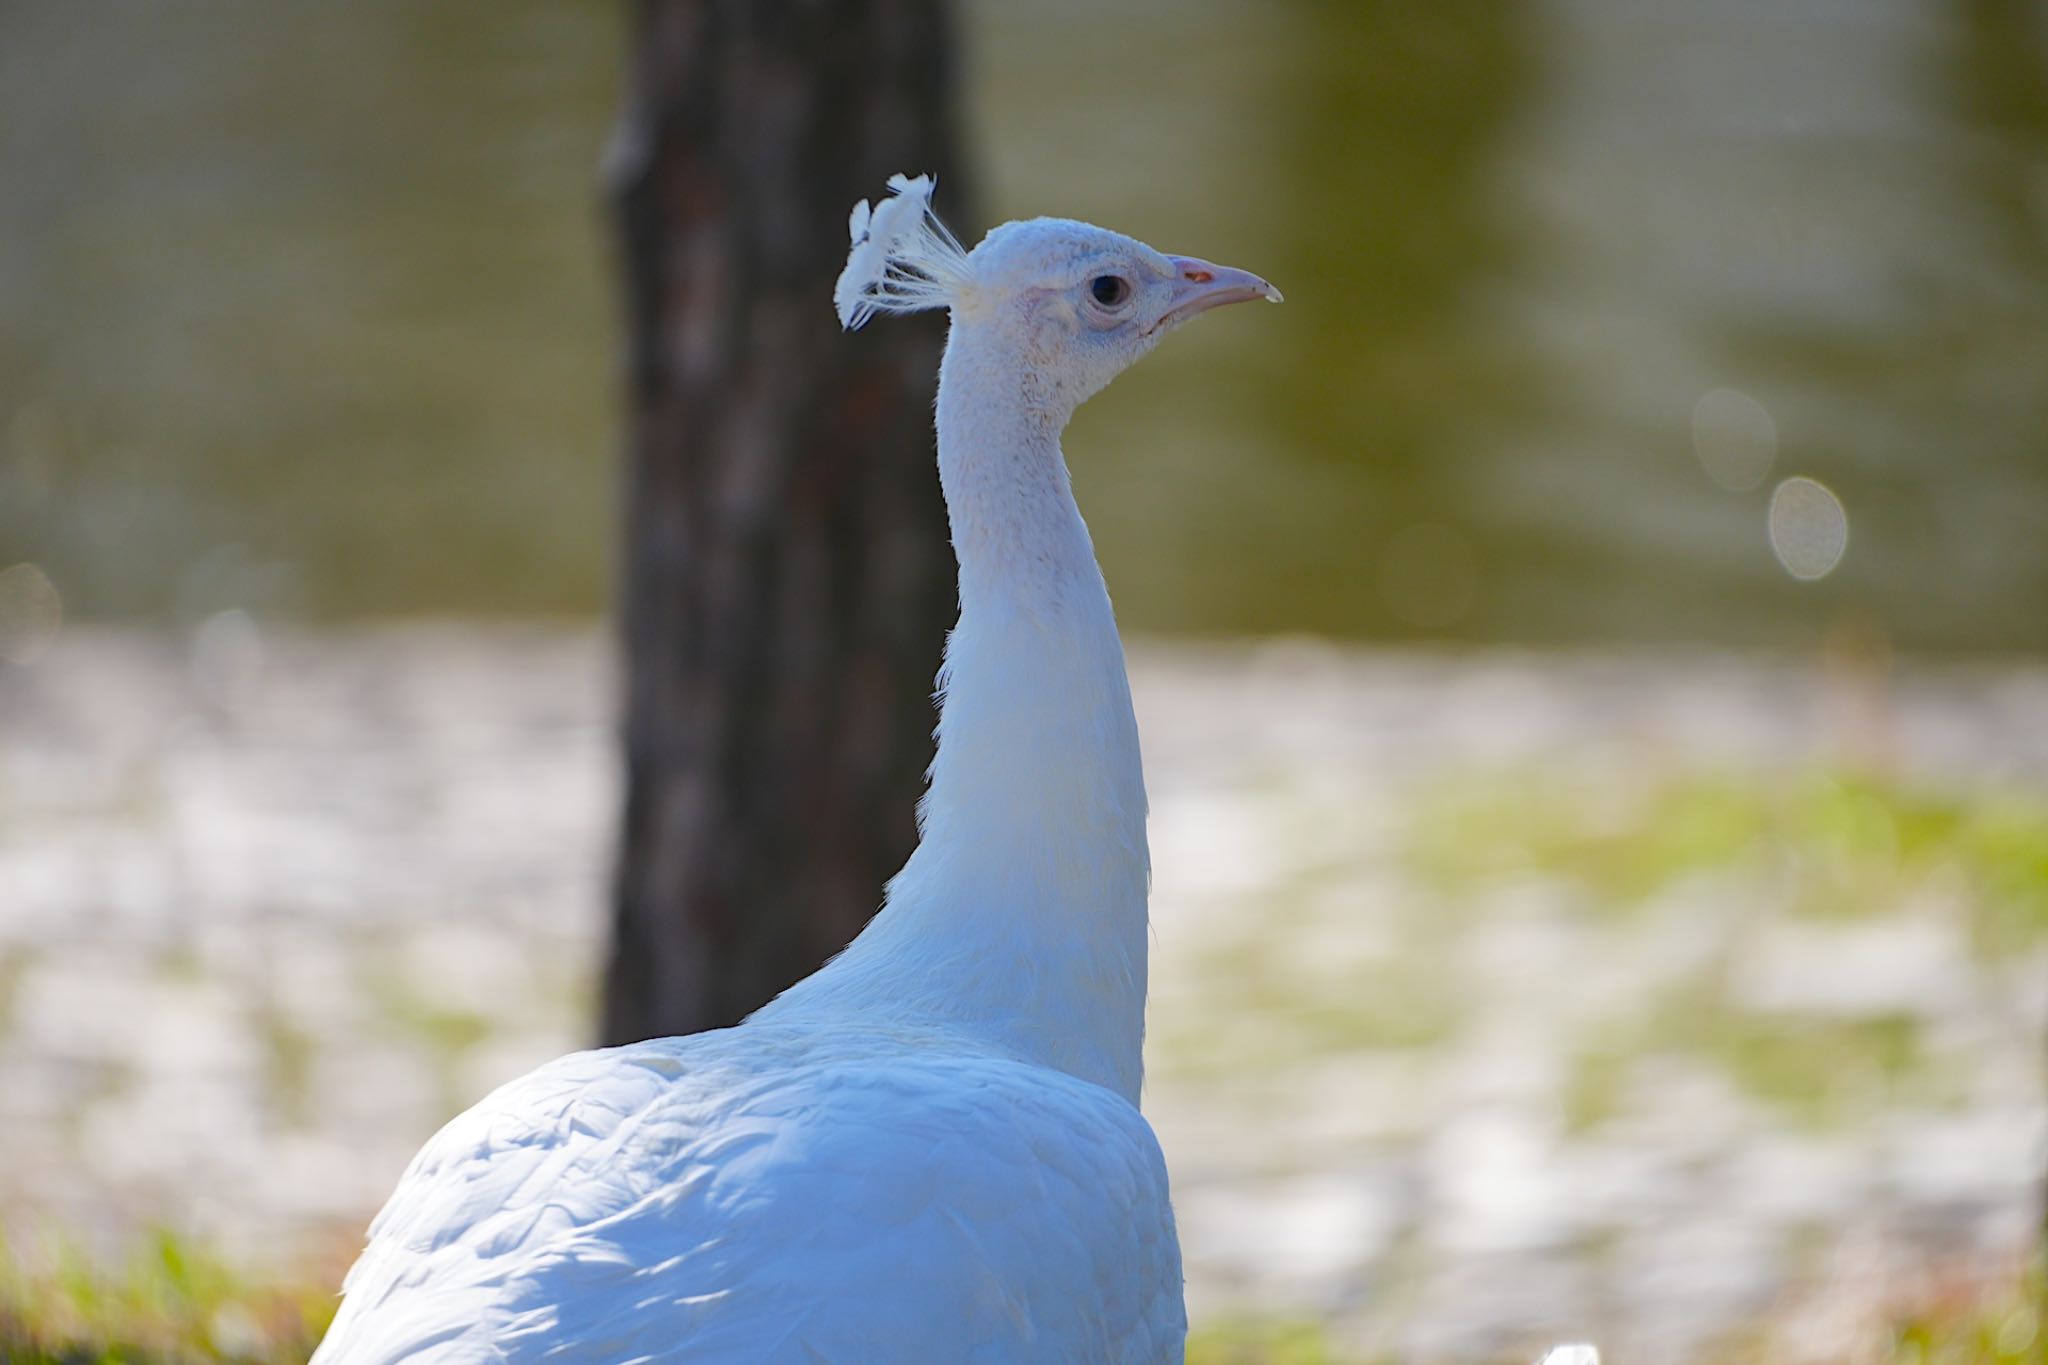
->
(835, 174, 1280, 412)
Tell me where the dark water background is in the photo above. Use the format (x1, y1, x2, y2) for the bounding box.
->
(2, 0, 2044, 650)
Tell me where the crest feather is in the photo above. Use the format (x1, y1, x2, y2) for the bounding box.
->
(834, 173, 972, 330)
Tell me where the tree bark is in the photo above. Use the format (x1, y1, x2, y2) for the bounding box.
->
(602, 0, 964, 1045)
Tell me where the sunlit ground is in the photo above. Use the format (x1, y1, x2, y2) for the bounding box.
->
(2, 627, 2044, 1362)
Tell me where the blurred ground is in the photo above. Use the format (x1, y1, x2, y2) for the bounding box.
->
(2, 627, 2046, 1362)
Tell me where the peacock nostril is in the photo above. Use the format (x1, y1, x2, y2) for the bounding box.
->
(1181, 267, 1214, 283)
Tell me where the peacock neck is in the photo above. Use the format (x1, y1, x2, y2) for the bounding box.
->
(776, 324, 1152, 1105)
(921, 327, 1150, 904)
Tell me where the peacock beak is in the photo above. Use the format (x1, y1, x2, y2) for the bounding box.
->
(1153, 255, 1283, 333)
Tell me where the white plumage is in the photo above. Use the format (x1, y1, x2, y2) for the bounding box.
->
(314, 175, 1280, 1364)
(834, 174, 971, 328)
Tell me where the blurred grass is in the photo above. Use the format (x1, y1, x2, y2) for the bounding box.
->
(1184, 1255, 2048, 1362)
(1190, 1319, 1364, 1364)
(1413, 765, 2048, 1132)
(1563, 1008, 1941, 1136)
(3, 1243, 2039, 1365)
(1407, 767, 2048, 951)
(0, 1230, 335, 1364)
(1155, 760, 2046, 1131)
(3, 662, 2040, 1357)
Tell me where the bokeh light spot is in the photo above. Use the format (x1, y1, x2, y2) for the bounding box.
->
(1768, 477, 1849, 581)
(0, 562, 63, 664)
(1691, 388, 1778, 492)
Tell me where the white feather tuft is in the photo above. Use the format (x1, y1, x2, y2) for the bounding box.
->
(834, 173, 972, 330)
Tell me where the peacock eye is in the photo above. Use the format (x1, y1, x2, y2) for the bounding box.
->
(1088, 275, 1132, 308)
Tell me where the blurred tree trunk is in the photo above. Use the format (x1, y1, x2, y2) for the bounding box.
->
(601, 0, 965, 1045)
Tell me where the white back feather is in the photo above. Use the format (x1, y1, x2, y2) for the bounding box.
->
(834, 173, 973, 329)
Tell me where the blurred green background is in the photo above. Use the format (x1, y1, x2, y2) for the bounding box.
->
(4, 6, 2048, 1360)
(4, 0, 2043, 650)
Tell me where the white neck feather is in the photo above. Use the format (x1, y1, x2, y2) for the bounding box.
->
(766, 323, 1151, 1103)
